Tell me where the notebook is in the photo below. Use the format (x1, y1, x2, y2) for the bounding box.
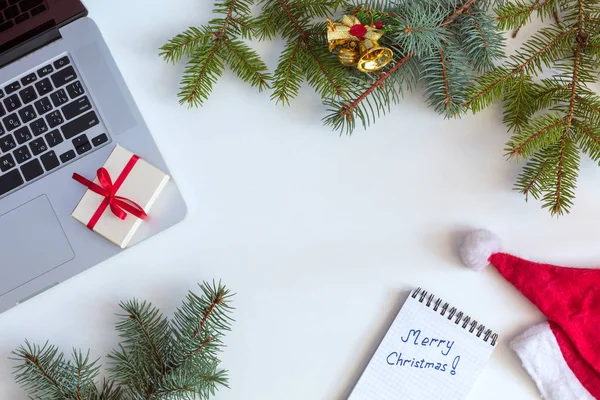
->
(348, 288, 498, 400)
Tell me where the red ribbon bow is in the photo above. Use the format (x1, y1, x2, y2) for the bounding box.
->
(73, 155, 147, 230)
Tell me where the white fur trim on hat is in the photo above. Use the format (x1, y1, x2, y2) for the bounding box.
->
(510, 322, 594, 400)
(460, 229, 502, 271)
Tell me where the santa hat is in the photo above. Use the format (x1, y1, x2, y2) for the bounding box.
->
(460, 230, 600, 400)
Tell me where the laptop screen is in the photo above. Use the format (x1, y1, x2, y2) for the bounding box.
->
(0, 0, 85, 58)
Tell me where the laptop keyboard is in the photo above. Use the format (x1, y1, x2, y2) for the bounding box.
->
(0, 54, 110, 198)
(0, 0, 48, 32)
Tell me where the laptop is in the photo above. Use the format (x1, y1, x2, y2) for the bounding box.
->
(0, 0, 187, 313)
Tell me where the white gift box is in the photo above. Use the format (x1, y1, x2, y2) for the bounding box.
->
(72, 145, 170, 248)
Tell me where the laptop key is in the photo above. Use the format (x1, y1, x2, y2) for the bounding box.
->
(34, 78, 52, 96)
(40, 150, 59, 171)
(0, 20, 13, 33)
(20, 87, 37, 105)
(0, 134, 15, 152)
(92, 133, 108, 147)
(72, 134, 88, 148)
(50, 89, 68, 107)
(59, 149, 76, 163)
(37, 64, 53, 77)
(13, 145, 31, 163)
(46, 110, 63, 128)
(0, 103, 5, 117)
(5, 81, 20, 95)
(44, 130, 62, 147)
(62, 96, 91, 120)
(20, 158, 43, 181)
(30, 4, 45, 16)
(29, 137, 47, 156)
(4, 94, 21, 112)
(53, 56, 70, 70)
(30, 118, 48, 136)
(3, 6, 18, 20)
(19, 0, 43, 11)
(34, 97, 53, 114)
(14, 126, 31, 144)
(0, 0, 6, 8)
(62, 111, 99, 139)
(0, 89, 4, 99)
(0, 153, 15, 172)
(20, 73, 36, 86)
(2, 113, 20, 131)
(15, 13, 29, 24)
(19, 86, 37, 104)
(72, 134, 91, 155)
(51, 66, 77, 88)
(0, 169, 23, 196)
(18, 105, 36, 123)
(66, 81, 85, 98)
(76, 141, 92, 155)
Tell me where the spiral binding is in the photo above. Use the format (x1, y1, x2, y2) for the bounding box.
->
(411, 287, 498, 346)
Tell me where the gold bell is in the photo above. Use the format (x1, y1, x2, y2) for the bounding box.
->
(357, 47, 394, 72)
(338, 44, 360, 66)
(326, 16, 394, 73)
(357, 41, 393, 73)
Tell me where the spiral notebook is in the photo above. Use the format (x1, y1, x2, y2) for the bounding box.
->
(348, 288, 498, 400)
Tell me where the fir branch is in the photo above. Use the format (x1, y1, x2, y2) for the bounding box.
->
(575, 120, 600, 162)
(506, 114, 565, 158)
(162, 0, 270, 107)
(13, 282, 235, 400)
(495, 0, 554, 31)
(277, 0, 346, 97)
(564, 0, 586, 134)
(271, 40, 304, 104)
(326, 0, 500, 132)
(552, 135, 569, 215)
(440, 50, 452, 108)
(467, 0, 600, 215)
(519, 158, 547, 200)
(335, 51, 414, 122)
(160, 27, 214, 64)
(12, 342, 101, 400)
(442, 0, 478, 28)
(466, 26, 577, 111)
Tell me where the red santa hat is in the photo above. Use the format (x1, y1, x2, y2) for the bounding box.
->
(460, 230, 600, 400)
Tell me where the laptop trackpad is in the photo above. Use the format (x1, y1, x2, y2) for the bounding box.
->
(0, 195, 74, 296)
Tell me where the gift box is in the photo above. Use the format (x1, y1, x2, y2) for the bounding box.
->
(71, 145, 170, 248)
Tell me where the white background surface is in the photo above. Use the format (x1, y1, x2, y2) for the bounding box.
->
(2, 1, 600, 399)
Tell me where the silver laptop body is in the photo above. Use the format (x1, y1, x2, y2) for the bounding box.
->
(0, 10, 186, 313)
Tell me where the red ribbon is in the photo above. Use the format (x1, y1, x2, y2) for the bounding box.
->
(72, 155, 147, 230)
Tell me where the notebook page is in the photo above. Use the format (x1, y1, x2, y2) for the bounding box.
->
(348, 291, 496, 400)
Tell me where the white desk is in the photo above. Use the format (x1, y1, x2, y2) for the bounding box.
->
(2, 1, 600, 399)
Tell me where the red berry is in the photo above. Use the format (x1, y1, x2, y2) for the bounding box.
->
(375, 22, 383, 29)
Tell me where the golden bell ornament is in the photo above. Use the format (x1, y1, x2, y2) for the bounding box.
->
(357, 41, 393, 73)
(326, 15, 394, 73)
(338, 47, 360, 66)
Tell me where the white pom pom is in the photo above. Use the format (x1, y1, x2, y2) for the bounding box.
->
(460, 229, 502, 271)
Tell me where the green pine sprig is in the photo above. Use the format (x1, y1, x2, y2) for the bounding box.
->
(324, 0, 505, 133)
(160, 0, 270, 107)
(466, 0, 600, 215)
(255, 0, 352, 105)
(12, 281, 235, 400)
(12, 342, 105, 400)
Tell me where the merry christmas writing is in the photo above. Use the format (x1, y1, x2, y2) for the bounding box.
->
(386, 329, 461, 376)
